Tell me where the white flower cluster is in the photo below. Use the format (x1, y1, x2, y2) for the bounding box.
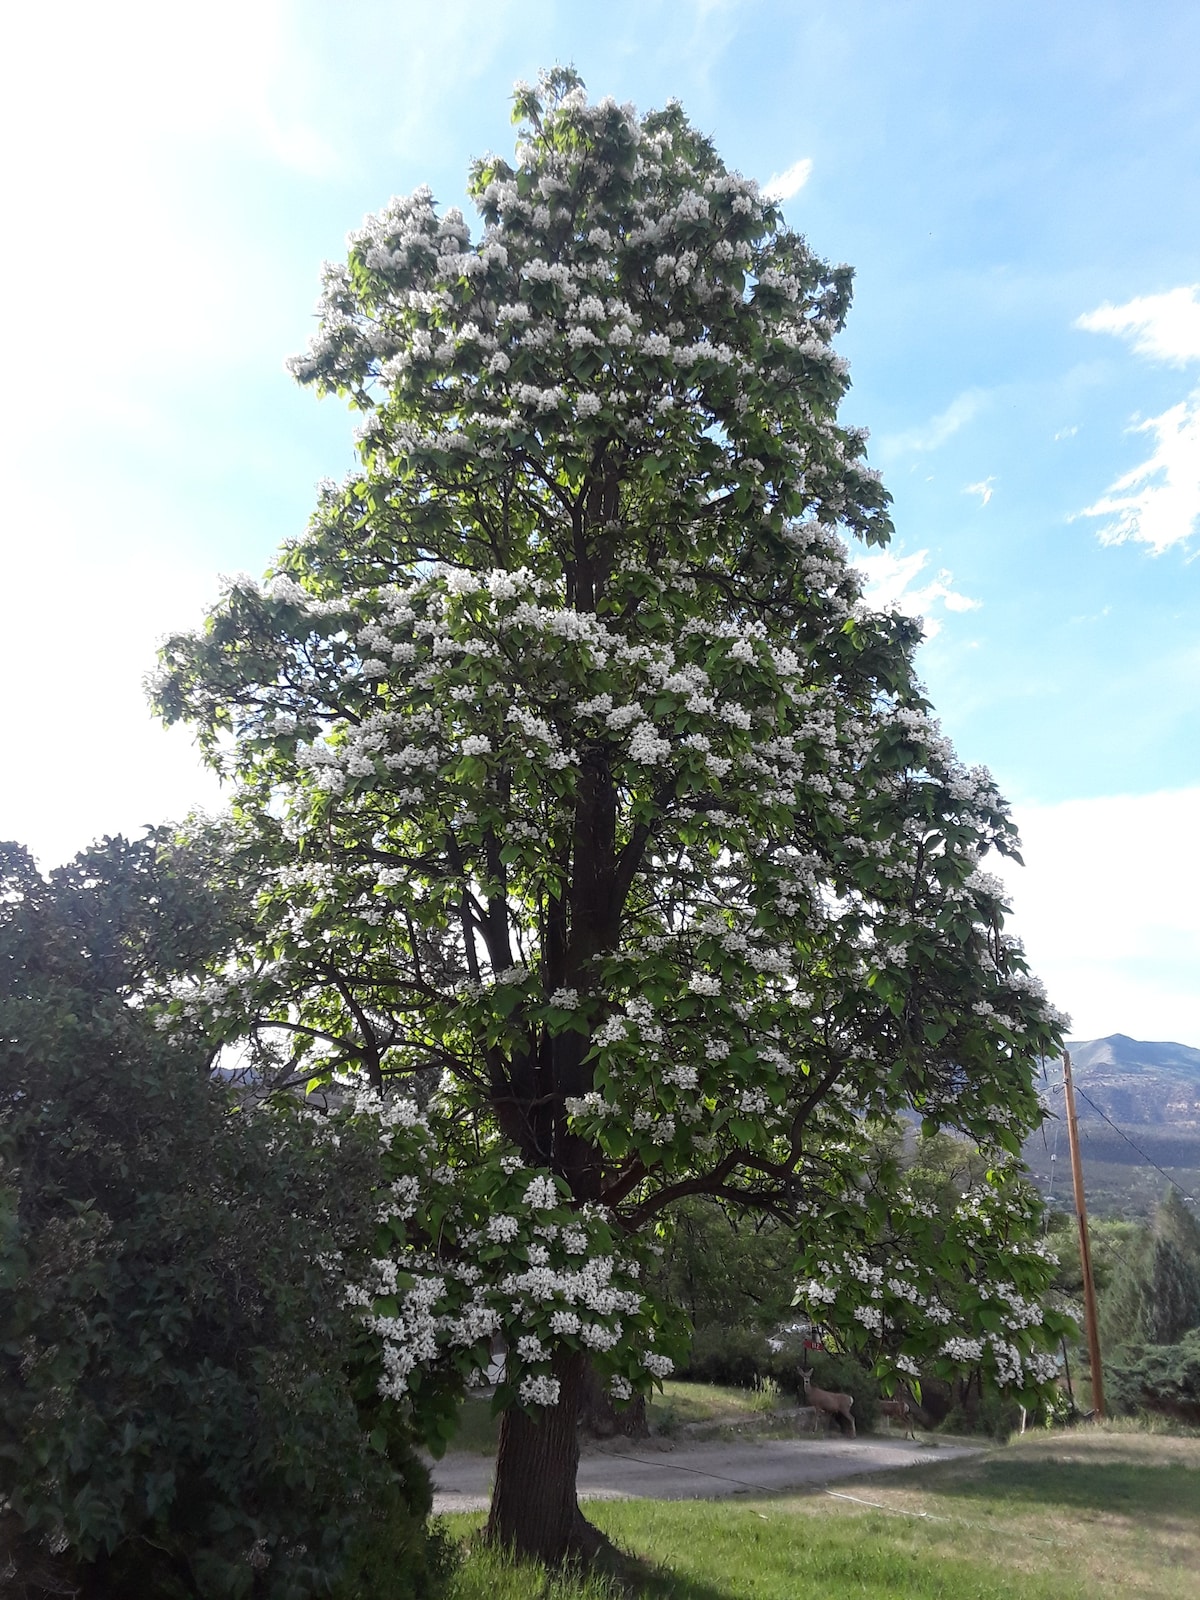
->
(368, 1274, 446, 1400)
(523, 1175, 560, 1210)
(796, 1278, 837, 1306)
(519, 1375, 561, 1406)
(332, 1088, 677, 1411)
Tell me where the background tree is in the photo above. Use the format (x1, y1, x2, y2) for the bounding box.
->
(1098, 1190, 1200, 1350)
(0, 840, 443, 1600)
(1107, 1328, 1200, 1424)
(793, 1126, 1073, 1420)
(655, 1197, 797, 1333)
(153, 70, 1066, 1565)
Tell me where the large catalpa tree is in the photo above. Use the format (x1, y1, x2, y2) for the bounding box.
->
(153, 71, 1066, 1563)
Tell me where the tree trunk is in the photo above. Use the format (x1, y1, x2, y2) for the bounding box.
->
(485, 1347, 609, 1566)
(578, 1358, 648, 1440)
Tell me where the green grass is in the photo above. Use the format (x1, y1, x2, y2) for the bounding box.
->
(443, 1380, 779, 1457)
(441, 1422, 1200, 1600)
(647, 1380, 790, 1429)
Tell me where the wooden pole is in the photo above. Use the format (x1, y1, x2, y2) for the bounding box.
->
(1063, 1051, 1105, 1417)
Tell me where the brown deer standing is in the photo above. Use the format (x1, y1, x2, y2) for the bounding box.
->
(801, 1369, 856, 1437)
(878, 1397, 916, 1439)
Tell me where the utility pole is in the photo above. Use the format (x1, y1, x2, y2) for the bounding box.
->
(1063, 1050, 1105, 1417)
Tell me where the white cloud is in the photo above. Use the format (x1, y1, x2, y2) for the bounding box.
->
(0, 0, 344, 394)
(1077, 391, 1200, 553)
(1076, 286, 1200, 553)
(964, 477, 996, 506)
(1, 3, 340, 179)
(880, 390, 985, 459)
(762, 158, 814, 202)
(1076, 285, 1200, 366)
(994, 788, 1200, 1046)
(854, 548, 981, 639)
(258, 111, 340, 180)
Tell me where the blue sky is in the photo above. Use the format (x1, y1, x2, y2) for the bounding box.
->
(2, 0, 1197, 1042)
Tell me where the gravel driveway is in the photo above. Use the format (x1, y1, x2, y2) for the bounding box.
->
(431, 1434, 981, 1513)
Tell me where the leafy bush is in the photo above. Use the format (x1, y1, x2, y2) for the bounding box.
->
(937, 1389, 1025, 1442)
(648, 1399, 684, 1438)
(679, 1325, 774, 1390)
(0, 840, 444, 1600)
(749, 1375, 782, 1412)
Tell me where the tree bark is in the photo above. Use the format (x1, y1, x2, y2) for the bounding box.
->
(578, 1358, 648, 1440)
(485, 1347, 609, 1565)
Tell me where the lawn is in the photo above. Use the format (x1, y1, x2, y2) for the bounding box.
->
(445, 1381, 781, 1456)
(440, 1421, 1200, 1600)
(648, 1380, 787, 1426)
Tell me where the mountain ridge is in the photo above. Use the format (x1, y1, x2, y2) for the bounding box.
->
(1039, 1034, 1200, 1126)
(1026, 1034, 1200, 1215)
(1065, 1034, 1200, 1078)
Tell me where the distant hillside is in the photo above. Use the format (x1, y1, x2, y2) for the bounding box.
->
(1024, 1035, 1200, 1217)
(1053, 1034, 1200, 1126)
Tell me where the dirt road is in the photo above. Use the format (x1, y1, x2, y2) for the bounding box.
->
(432, 1434, 981, 1513)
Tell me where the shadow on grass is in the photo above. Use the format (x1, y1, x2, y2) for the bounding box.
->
(933, 1454, 1199, 1520)
(441, 1516, 735, 1600)
(598, 1546, 743, 1600)
(444, 1493, 1091, 1600)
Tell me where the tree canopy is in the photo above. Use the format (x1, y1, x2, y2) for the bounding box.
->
(152, 69, 1067, 1562)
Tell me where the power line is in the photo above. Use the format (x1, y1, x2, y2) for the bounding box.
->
(1071, 1085, 1197, 1205)
(1034, 1056, 1063, 1230)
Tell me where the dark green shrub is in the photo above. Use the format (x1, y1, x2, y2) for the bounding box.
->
(679, 1325, 774, 1389)
(937, 1389, 1025, 1442)
(0, 839, 443, 1600)
(1107, 1329, 1200, 1424)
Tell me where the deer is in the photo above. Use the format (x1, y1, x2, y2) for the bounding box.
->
(878, 1396, 916, 1439)
(800, 1369, 856, 1437)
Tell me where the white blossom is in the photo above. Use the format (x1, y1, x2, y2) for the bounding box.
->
(519, 1374, 562, 1407)
(523, 1175, 560, 1210)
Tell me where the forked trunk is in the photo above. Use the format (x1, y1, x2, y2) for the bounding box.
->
(485, 1347, 608, 1565)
